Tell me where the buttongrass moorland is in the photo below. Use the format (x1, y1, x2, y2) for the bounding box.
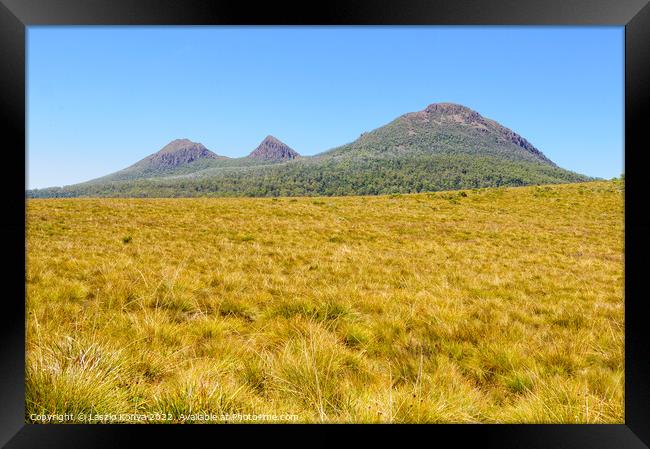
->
(26, 180, 624, 423)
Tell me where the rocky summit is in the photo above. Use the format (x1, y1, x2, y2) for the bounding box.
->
(142, 139, 220, 168)
(247, 135, 300, 161)
(415, 103, 551, 163)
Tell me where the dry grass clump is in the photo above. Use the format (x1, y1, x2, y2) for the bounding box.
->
(26, 180, 624, 423)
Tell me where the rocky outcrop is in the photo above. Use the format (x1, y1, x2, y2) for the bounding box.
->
(248, 136, 300, 161)
(143, 139, 220, 168)
(412, 103, 553, 164)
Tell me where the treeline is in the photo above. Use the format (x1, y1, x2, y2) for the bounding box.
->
(28, 154, 591, 198)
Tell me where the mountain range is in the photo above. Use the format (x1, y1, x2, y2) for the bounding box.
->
(28, 102, 591, 198)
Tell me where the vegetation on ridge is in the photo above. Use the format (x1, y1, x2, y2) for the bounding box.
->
(27, 103, 592, 198)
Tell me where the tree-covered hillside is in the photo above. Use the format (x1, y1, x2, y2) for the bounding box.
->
(29, 154, 589, 198)
(27, 103, 592, 198)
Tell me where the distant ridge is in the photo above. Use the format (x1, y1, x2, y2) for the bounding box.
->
(28, 102, 591, 198)
(135, 139, 221, 168)
(248, 135, 300, 161)
(84, 139, 227, 183)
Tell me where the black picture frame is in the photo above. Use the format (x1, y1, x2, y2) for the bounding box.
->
(2, 0, 648, 447)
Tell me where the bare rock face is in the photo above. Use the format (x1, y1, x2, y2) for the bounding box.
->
(412, 102, 551, 164)
(248, 135, 300, 161)
(424, 102, 484, 122)
(144, 139, 220, 168)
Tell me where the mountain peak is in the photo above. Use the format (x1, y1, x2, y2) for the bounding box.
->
(262, 135, 281, 144)
(404, 102, 551, 163)
(422, 102, 483, 121)
(143, 138, 220, 168)
(158, 138, 205, 153)
(401, 102, 484, 126)
(424, 102, 472, 114)
(248, 136, 300, 161)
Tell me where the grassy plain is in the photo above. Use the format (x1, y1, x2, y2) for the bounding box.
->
(26, 181, 624, 423)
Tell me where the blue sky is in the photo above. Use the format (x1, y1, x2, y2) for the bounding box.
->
(27, 26, 624, 189)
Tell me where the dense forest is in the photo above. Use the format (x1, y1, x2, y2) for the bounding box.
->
(29, 154, 589, 198)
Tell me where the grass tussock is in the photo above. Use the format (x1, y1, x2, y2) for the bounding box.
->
(26, 181, 624, 423)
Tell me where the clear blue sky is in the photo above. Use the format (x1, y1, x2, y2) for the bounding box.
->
(27, 26, 624, 189)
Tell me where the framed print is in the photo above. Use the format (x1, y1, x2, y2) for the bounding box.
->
(1, 0, 649, 447)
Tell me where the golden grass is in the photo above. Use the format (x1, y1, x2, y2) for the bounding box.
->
(26, 181, 624, 423)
